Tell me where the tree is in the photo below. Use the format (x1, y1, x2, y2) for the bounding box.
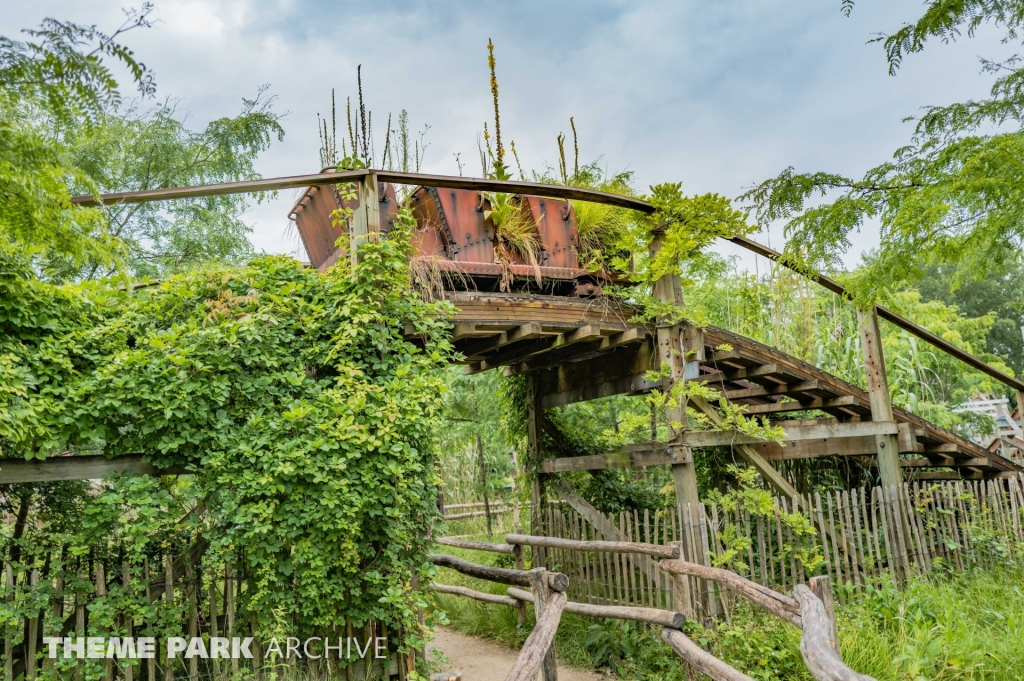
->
(65, 92, 284, 280)
(0, 7, 156, 271)
(915, 255, 1024, 377)
(742, 1, 1024, 305)
(0, 9, 284, 281)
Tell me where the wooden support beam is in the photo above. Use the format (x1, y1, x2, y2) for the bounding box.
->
(527, 382, 547, 567)
(697, 364, 792, 386)
(721, 380, 826, 400)
(540, 372, 661, 409)
(541, 446, 689, 473)
(742, 395, 860, 416)
(542, 421, 906, 471)
(672, 324, 704, 515)
(467, 325, 554, 373)
(505, 327, 647, 376)
(0, 454, 186, 484)
(858, 307, 903, 486)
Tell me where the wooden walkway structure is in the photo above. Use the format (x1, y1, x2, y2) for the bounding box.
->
(6, 167, 1016, 498)
(432, 291, 1022, 483)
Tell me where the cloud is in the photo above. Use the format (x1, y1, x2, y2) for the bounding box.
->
(2, 0, 1013, 268)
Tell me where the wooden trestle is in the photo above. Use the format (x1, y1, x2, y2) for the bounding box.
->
(412, 291, 1023, 482)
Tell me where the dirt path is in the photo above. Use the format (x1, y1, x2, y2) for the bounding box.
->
(429, 627, 606, 681)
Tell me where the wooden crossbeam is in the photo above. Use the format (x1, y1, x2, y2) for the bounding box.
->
(540, 372, 661, 409)
(542, 421, 907, 472)
(721, 380, 827, 400)
(696, 364, 791, 386)
(0, 454, 186, 484)
(742, 395, 860, 415)
(896, 457, 990, 468)
(505, 327, 647, 376)
(706, 348, 761, 368)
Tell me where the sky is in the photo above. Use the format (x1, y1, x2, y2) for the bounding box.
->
(2, 1, 1014, 269)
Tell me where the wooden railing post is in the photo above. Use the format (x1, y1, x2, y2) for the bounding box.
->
(671, 542, 694, 618)
(349, 173, 380, 267)
(513, 545, 527, 626)
(857, 307, 902, 487)
(528, 568, 558, 681)
(807, 576, 840, 658)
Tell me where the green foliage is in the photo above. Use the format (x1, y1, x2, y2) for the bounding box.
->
(620, 182, 755, 287)
(0, 10, 155, 271)
(707, 466, 824, 574)
(0, 11, 283, 282)
(743, 1, 1024, 303)
(64, 92, 284, 280)
(915, 256, 1024, 378)
(438, 368, 515, 506)
(683, 252, 1010, 444)
(1, 212, 456, 647)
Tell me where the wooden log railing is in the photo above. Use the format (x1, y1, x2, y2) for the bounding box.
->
(429, 554, 568, 592)
(658, 559, 802, 627)
(433, 533, 878, 681)
(504, 589, 567, 681)
(506, 588, 685, 628)
(505, 533, 679, 558)
(435, 537, 517, 555)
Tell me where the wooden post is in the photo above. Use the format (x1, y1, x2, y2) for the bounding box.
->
(857, 307, 902, 487)
(183, 560, 198, 681)
(27, 568, 38, 681)
(650, 230, 701, 511)
(528, 382, 547, 566)
(477, 434, 492, 537)
(226, 562, 238, 675)
(164, 556, 174, 681)
(670, 542, 693, 619)
(513, 545, 527, 626)
(349, 174, 380, 267)
(4, 562, 13, 681)
(208, 574, 221, 679)
(95, 562, 113, 681)
(122, 562, 133, 681)
(144, 559, 155, 681)
(528, 568, 558, 681)
(807, 576, 840, 658)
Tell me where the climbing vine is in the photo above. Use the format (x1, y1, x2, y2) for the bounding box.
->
(1, 208, 456, 663)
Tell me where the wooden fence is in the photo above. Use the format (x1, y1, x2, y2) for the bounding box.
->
(0, 553, 410, 681)
(540, 474, 1024, 613)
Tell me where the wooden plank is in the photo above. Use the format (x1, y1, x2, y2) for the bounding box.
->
(742, 395, 859, 415)
(696, 363, 793, 386)
(540, 372, 661, 409)
(721, 380, 827, 400)
(534, 340, 656, 401)
(0, 454, 187, 484)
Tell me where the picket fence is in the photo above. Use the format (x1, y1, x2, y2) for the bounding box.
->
(540, 474, 1024, 616)
(0, 555, 411, 681)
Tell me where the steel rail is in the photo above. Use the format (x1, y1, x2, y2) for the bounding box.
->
(67, 169, 1024, 392)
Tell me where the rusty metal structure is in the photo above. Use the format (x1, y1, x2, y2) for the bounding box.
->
(289, 170, 600, 295)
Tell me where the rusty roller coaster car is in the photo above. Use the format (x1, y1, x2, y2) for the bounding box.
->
(288, 170, 612, 296)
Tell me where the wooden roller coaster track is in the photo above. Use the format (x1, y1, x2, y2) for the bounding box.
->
(5, 170, 1016, 488)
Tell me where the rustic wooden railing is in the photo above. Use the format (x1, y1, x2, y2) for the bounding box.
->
(432, 534, 878, 681)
